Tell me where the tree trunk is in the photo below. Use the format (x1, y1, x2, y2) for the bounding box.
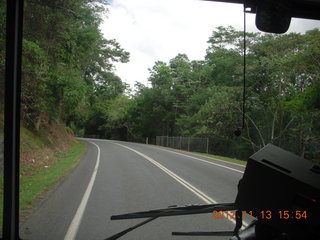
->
(35, 112, 43, 131)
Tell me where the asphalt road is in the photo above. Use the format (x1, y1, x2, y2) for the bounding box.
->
(20, 139, 246, 240)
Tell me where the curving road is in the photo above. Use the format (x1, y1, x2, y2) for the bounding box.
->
(20, 138, 246, 240)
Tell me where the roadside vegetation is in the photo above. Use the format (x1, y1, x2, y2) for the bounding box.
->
(0, 125, 86, 231)
(20, 137, 86, 216)
(92, 28, 319, 162)
(123, 29, 320, 162)
(197, 153, 247, 166)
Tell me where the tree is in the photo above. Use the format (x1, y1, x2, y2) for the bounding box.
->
(84, 72, 128, 138)
(16, 0, 129, 134)
(126, 26, 320, 161)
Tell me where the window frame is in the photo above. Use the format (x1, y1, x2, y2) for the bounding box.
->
(3, 0, 24, 239)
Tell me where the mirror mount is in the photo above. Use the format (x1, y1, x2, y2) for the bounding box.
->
(255, 0, 292, 34)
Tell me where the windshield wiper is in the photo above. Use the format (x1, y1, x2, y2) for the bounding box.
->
(111, 202, 235, 219)
(106, 202, 243, 239)
(104, 217, 158, 240)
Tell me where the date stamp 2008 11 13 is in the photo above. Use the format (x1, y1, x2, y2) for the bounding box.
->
(211, 210, 308, 220)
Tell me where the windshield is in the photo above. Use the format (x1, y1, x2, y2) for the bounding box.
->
(1, 0, 319, 239)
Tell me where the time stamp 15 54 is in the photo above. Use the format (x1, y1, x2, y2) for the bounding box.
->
(211, 210, 308, 220)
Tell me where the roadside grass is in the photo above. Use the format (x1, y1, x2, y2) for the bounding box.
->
(0, 140, 86, 234)
(19, 140, 86, 214)
(20, 127, 50, 152)
(196, 152, 247, 166)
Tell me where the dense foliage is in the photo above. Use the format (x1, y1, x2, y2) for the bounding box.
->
(0, 1, 319, 161)
(0, 0, 129, 135)
(119, 27, 320, 161)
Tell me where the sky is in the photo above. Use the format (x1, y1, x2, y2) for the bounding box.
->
(101, 0, 320, 88)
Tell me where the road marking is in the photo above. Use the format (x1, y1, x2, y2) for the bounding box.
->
(79, 137, 245, 173)
(114, 142, 248, 227)
(64, 141, 101, 240)
(158, 146, 246, 167)
(153, 147, 245, 174)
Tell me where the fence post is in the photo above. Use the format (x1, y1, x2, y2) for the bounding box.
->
(156, 136, 209, 153)
(206, 138, 209, 154)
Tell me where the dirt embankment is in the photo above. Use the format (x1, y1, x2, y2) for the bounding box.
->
(0, 112, 78, 174)
(20, 123, 77, 176)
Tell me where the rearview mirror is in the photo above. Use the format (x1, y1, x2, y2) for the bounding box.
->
(255, 0, 292, 34)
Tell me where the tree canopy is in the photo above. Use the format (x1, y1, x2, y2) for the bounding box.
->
(1, 1, 318, 162)
(112, 27, 320, 161)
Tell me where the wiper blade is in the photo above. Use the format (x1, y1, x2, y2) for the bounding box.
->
(104, 217, 158, 240)
(106, 203, 239, 239)
(173, 231, 235, 236)
(111, 202, 236, 220)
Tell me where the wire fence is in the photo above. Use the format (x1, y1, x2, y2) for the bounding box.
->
(156, 136, 209, 153)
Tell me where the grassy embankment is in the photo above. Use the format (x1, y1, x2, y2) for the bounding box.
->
(0, 124, 86, 231)
(197, 153, 247, 166)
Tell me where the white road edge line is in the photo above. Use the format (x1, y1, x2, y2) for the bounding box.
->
(78, 138, 244, 173)
(156, 147, 244, 174)
(151, 145, 246, 167)
(114, 142, 248, 228)
(64, 141, 101, 240)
